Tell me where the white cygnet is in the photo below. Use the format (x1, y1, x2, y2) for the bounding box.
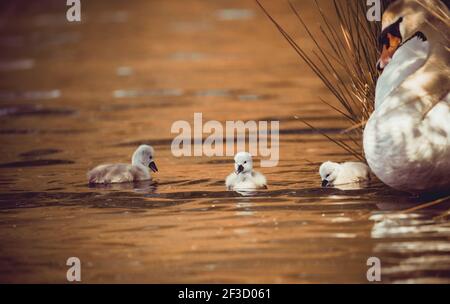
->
(87, 145, 158, 184)
(226, 152, 267, 191)
(319, 161, 370, 187)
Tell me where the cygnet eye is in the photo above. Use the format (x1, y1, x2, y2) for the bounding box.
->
(326, 173, 330, 178)
(244, 161, 247, 164)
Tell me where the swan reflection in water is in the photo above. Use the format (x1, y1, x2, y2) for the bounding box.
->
(88, 179, 158, 194)
(369, 211, 450, 283)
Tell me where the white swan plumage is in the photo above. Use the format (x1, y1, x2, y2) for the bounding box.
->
(375, 36, 430, 108)
(364, 0, 450, 193)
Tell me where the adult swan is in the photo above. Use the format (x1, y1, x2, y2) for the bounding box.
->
(363, 0, 450, 193)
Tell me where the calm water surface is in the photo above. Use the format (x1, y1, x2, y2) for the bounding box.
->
(0, 0, 449, 283)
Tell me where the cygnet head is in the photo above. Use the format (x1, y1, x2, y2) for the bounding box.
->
(234, 152, 253, 174)
(132, 145, 158, 172)
(319, 161, 340, 187)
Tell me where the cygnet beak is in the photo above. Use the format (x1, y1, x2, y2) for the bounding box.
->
(321, 179, 329, 187)
(149, 161, 158, 172)
(237, 165, 244, 174)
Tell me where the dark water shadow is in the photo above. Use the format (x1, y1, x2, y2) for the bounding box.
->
(0, 159, 75, 168)
(279, 128, 343, 135)
(88, 180, 158, 193)
(19, 149, 62, 158)
(203, 159, 234, 165)
(0, 105, 76, 117)
(0, 191, 190, 210)
(0, 128, 88, 135)
(100, 100, 192, 112)
(0, 180, 447, 213)
(257, 115, 346, 122)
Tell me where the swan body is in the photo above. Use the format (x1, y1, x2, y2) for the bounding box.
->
(364, 0, 450, 192)
(364, 91, 450, 192)
(319, 161, 370, 187)
(226, 152, 267, 191)
(375, 36, 430, 108)
(87, 145, 158, 184)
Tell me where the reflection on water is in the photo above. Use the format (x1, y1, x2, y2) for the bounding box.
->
(171, 52, 207, 61)
(216, 9, 255, 21)
(99, 11, 129, 24)
(324, 181, 371, 191)
(0, 90, 61, 102)
(371, 213, 450, 283)
(0, 59, 34, 71)
(113, 88, 184, 98)
(116, 66, 133, 77)
(0, 0, 449, 283)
